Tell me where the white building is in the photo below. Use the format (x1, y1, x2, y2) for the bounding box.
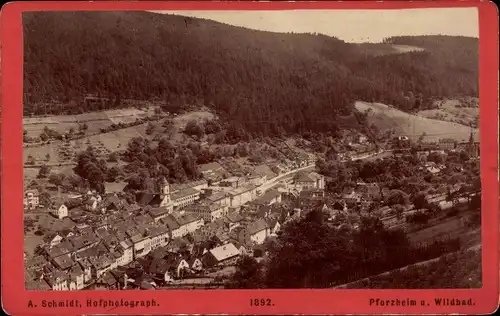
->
(24, 189, 40, 209)
(51, 204, 68, 219)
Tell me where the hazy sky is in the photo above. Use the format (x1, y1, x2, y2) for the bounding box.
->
(153, 8, 478, 43)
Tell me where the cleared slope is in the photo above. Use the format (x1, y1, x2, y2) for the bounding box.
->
(355, 101, 479, 142)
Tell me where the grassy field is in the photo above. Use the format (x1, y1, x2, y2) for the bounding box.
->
(355, 101, 479, 142)
(23, 107, 155, 138)
(417, 99, 479, 127)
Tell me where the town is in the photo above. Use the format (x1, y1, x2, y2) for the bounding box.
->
(23, 118, 481, 290)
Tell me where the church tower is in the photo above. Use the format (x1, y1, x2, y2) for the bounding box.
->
(158, 176, 173, 213)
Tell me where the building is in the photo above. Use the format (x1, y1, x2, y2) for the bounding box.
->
(251, 190, 282, 207)
(184, 202, 229, 222)
(24, 189, 40, 209)
(171, 187, 201, 209)
(202, 243, 241, 267)
(228, 185, 259, 208)
(294, 172, 325, 190)
(246, 219, 270, 245)
(174, 214, 205, 237)
(438, 138, 457, 151)
(51, 204, 68, 219)
(252, 164, 277, 182)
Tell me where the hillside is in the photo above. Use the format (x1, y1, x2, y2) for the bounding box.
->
(23, 11, 479, 137)
(355, 101, 479, 142)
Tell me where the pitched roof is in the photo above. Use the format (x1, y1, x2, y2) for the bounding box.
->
(161, 215, 180, 231)
(175, 213, 202, 226)
(226, 212, 244, 223)
(252, 189, 281, 205)
(135, 192, 156, 206)
(199, 162, 225, 173)
(52, 254, 74, 270)
(170, 187, 200, 201)
(208, 243, 240, 262)
(295, 172, 315, 183)
(246, 218, 269, 235)
(253, 164, 277, 179)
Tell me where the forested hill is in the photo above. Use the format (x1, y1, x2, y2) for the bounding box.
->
(23, 11, 478, 137)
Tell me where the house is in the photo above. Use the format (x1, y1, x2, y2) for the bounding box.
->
(43, 233, 63, 247)
(199, 162, 226, 176)
(52, 253, 75, 271)
(225, 212, 244, 232)
(438, 138, 457, 151)
(148, 258, 176, 284)
(97, 271, 121, 290)
(228, 185, 259, 208)
(44, 270, 69, 291)
(147, 207, 170, 222)
(175, 214, 205, 237)
(51, 203, 68, 219)
(299, 188, 325, 200)
(171, 187, 201, 209)
(148, 254, 190, 280)
(148, 226, 170, 250)
(294, 172, 325, 190)
(84, 199, 98, 211)
(161, 215, 182, 239)
(89, 253, 118, 278)
(78, 259, 93, 283)
(100, 195, 124, 212)
(68, 264, 85, 290)
(246, 219, 270, 245)
(184, 202, 229, 222)
(127, 227, 152, 259)
(187, 257, 203, 272)
(24, 189, 40, 209)
(251, 190, 282, 207)
(253, 164, 277, 182)
(199, 162, 228, 184)
(266, 218, 281, 237)
(205, 191, 231, 207)
(202, 243, 241, 267)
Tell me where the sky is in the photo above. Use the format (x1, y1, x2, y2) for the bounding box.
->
(152, 8, 478, 43)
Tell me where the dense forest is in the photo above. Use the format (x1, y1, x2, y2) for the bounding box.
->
(23, 11, 478, 137)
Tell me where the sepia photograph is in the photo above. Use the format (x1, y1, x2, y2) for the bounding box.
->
(21, 8, 482, 292)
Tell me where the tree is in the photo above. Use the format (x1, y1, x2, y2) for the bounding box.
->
(39, 132, 49, 142)
(386, 190, 410, 206)
(48, 172, 65, 187)
(145, 122, 155, 135)
(45, 153, 51, 161)
(39, 191, 52, 207)
(37, 165, 51, 178)
(411, 192, 427, 210)
(108, 152, 119, 162)
(184, 120, 204, 138)
(26, 155, 36, 165)
(225, 256, 265, 289)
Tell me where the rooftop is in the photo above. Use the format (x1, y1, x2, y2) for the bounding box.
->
(208, 243, 240, 262)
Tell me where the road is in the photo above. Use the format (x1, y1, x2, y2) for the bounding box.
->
(258, 164, 315, 192)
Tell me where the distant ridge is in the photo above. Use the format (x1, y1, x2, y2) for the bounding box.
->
(23, 11, 478, 137)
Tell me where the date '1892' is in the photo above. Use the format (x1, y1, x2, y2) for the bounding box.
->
(250, 298, 274, 306)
